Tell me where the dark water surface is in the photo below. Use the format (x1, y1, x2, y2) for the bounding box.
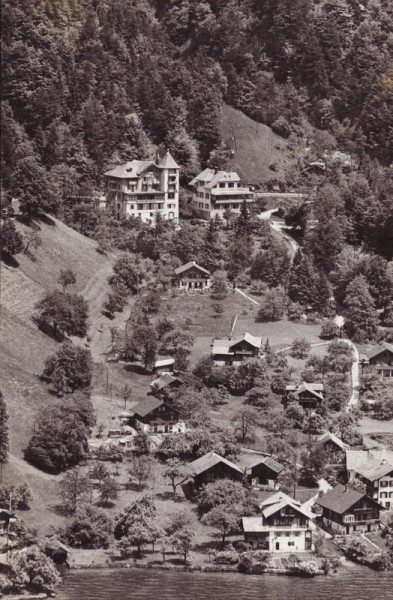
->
(56, 564, 393, 600)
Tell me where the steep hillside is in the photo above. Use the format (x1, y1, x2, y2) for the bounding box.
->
(221, 105, 292, 185)
(0, 216, 113, 456)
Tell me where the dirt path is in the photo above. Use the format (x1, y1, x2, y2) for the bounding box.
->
(235, 288, 260, 305)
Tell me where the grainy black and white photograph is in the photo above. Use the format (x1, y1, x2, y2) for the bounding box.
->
(1, 1, 393, 598)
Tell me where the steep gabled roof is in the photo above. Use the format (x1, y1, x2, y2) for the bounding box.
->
(131, 397, 164, 418)
(174, 261, 211, 276)
(262, 499, 311, 520)
(189, 452, 244, 477)
(212, 333, 262, 356)
(231, 332, 262, 349)
(157, 150, 180, 169)
(316, 483, 383, 514)
(239, 454, 284, 475)
(346, 450, 393, 481)
(316, 432, 349, 451)
(104, 160, 154, 178)
(367, 342, 393, 360)
(189, 168, 216, 187)
(150, 373, 183, 391)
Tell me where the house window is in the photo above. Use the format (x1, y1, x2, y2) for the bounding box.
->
(288, 541, 295, 547)
(168, 193, 175, 199)
(228, 182, 234, 188)
(219, 182, 225, 188)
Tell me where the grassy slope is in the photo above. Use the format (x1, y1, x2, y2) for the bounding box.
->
(221, 104, 292, 185)
(0, 216, 114, 533)
(0, 216, 113, 454)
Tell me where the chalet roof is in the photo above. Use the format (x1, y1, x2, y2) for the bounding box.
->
(205, 171, 241, 189)
(131, 397, 164, 417)
(174, 261, 211, 276)
(150, 373, 183, 391)
(189, 168, 216, 186)
(262, 499, 311, 520)
(238, 454, 284, 475)
(316, 432, 349, 451)
(189, 452, 244, 477)
(212, 333, 262, 356)
(366, 342, 393, 360)
(157, 150, 180, 169)
(316, 483, 381, 514)
(104, 160, 154, 178)
(285, 382, 324, 401)
(259, 490, 301, 510)
(188, 169, 242, 189)
(346, 450, 393, 481)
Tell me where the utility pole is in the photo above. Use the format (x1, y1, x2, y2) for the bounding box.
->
(6, 489, 12, 563)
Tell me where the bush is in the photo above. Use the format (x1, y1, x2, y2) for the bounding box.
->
(271, 116, 291, 138)
(287, 302, 304, 321)
(24, 398, 92, 473)
(320, 321, 340, 339)
(290, 338, 311, 358)
(213, 550, 240, 565)
(60, 505, 113, 549)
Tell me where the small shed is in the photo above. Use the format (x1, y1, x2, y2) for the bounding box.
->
(153, 358, 175, 374)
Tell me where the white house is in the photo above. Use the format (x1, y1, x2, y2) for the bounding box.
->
(347, 449, 393, 510)
(189, 168, 253, 220)
(104, 150, 180, 224)
(242, 491, 314, 552)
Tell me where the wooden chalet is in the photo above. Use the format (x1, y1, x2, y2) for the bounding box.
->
(360, 342, 393, 379)
(285, 381, 324, 411)
(347, 450, 393, 511)
(316, 483, 384, 534)
(189, 452, 244, 487)
(174, 261, 211, 291)
(238, 453, 284, 488)
(316, 432, 349, 454)
(211, 332, 262, 366)
(130, 397, 186, 434)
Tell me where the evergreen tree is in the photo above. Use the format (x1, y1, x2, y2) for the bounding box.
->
(0, 392, 9, 483)
(344, 275, 379, 342)
(288, 250, 318, 308)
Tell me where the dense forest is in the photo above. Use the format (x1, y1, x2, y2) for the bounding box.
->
(1, 0, 392, 258)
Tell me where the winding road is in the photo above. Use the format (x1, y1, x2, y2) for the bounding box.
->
(241, 210, 361, 411)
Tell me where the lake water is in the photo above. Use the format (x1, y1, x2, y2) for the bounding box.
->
(56, 564, 393, 600)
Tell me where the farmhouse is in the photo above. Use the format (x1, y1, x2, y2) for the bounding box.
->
(285, 382, 324, 411)
(316, 483, 384, 534)
(130, 397, 186, 435)
(150, 373, 184, 397)
(242, 491, 314, 552)
(189, 168, 254, 220)
(189, 452, 244, 487)
(104, 150, 180, 224)
(211, 332, 262, 366)
(174, 261, 211, 291)
(346, 449, 393, 510)
(316, 432, 350, 454)
(238, 453, 284, 488)
(360, 342, 393, 378)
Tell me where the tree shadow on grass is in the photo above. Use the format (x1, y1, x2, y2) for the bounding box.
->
(36, 213, 56, 227)
(0, 250, 20, 268)
(48, 503, 72, 517)
(123, 364, 149, 376)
